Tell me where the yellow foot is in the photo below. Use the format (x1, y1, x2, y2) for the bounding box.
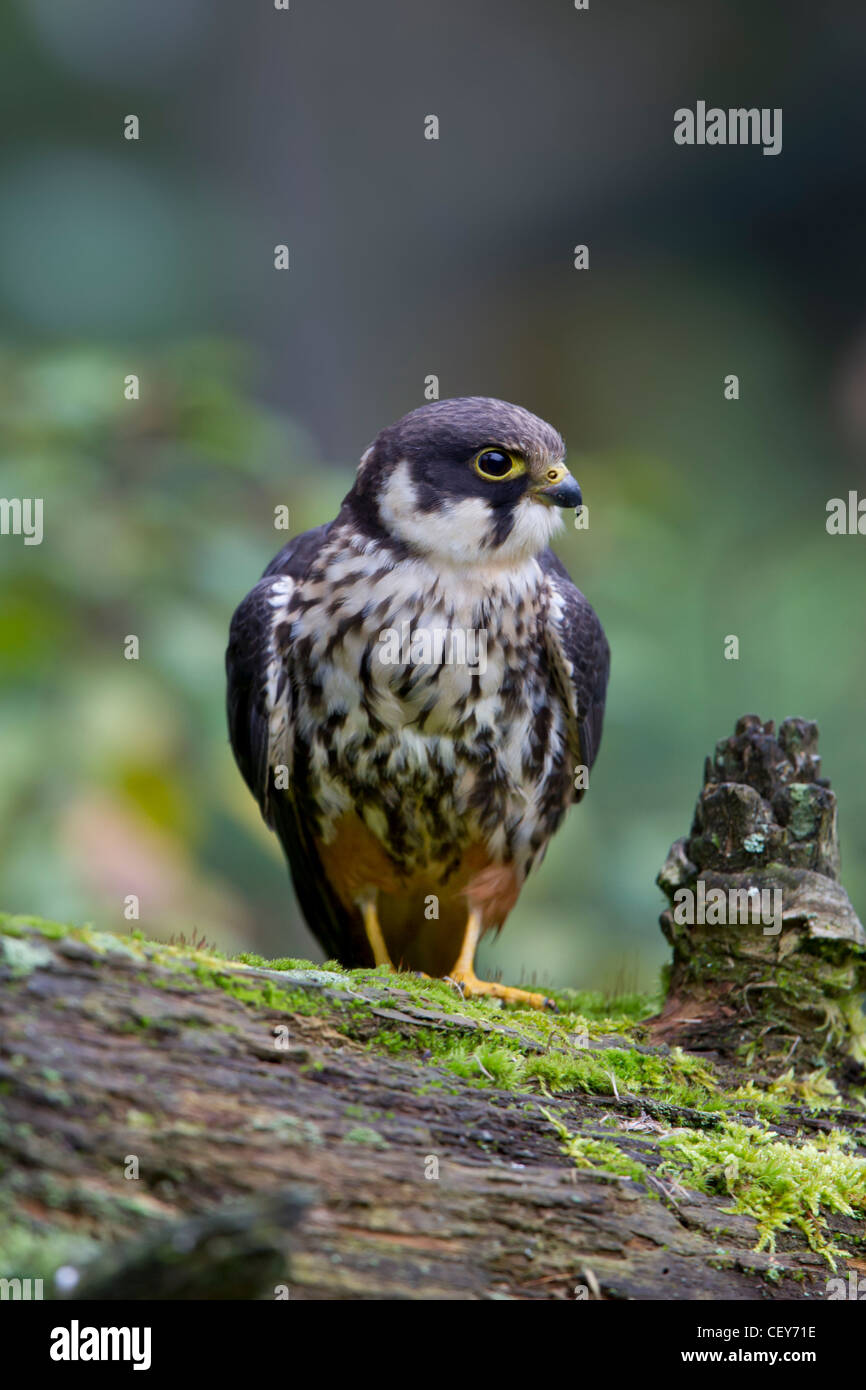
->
(445, 971, 556, 1012)
(360, 900, 394, 969)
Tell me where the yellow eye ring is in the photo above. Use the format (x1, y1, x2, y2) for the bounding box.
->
(473, 447, 526, 482)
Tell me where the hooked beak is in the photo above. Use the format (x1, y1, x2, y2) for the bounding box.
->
(532, 465, 583, 510)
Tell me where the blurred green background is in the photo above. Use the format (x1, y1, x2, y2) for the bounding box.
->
(2, 0, 866, 993)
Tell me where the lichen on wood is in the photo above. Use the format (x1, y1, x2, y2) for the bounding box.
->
(651, 715, 866, 1079)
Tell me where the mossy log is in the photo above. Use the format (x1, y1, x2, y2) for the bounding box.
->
(2, 915, 866, 1301)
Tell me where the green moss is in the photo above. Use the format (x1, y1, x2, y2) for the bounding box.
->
(188, 964, 319, 1016)
(541, 1108, 648, 1181)
(658, 1121, 866, 1266)
(0, 914, 71, 940)
(317, 966, 839, 1119)
(363, 1009, 726, 1109)
(125, 1109, 157, 1129)
(550, 988, 658, 1023)
(0, 936, 55, 977)
(544, 1105, 866, 1267)
(732, 1067, 844, 1114)
(250, 1114, 322, 1145)
(343, 1126, 388, 1148)
(234, 952, 334, 972)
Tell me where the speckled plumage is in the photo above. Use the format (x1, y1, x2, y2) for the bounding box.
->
(227, 398, 609, 978)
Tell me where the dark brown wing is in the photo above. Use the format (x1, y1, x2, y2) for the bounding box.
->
(539, 547, 610, 800)
(226, 525, 328, 816)
(226, 523, 359, 961)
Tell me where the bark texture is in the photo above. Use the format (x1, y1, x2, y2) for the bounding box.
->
(651, 715, 866, 1080)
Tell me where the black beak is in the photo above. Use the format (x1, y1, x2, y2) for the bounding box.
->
(535, 474, 583, 509)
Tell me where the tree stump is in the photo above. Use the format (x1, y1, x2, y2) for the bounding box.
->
(651, 716, 866, 1081)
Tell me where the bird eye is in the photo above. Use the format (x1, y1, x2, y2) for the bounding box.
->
(473, 447, 524, 481)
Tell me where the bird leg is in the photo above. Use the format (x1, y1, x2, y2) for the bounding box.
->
(446, 909, 554, 1010)
(360, 899, 394, 969)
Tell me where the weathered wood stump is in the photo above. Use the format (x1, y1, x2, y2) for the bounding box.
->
(651, 716, 866, 1080)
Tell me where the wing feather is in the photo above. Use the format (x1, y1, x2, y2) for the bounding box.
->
(539, 548, 610, 801)
(226, 524, 358, 959)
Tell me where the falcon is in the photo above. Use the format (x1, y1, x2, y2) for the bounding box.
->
(226, 397, 609, 1008)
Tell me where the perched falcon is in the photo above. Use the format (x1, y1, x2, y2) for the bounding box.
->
(227, 397, 609, 1008)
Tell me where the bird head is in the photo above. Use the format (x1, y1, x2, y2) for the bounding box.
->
(343, 397, 582, 567)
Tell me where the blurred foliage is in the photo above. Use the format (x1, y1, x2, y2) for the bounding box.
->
(0, 339, 350, 955)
